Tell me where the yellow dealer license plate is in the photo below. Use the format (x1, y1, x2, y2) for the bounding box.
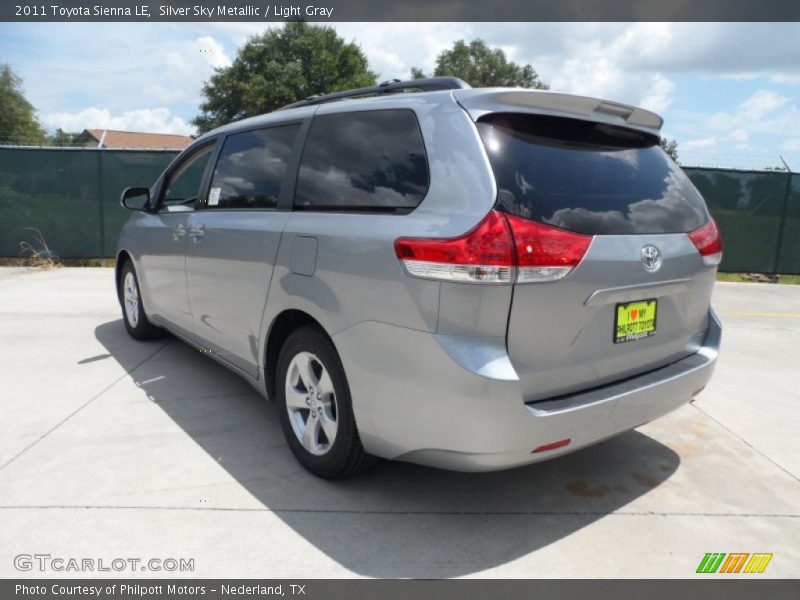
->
(614, 299, 657, 344)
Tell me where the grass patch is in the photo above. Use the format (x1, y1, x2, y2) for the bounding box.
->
(0, 257, 114, 268)
(0, 228, 114, 269)
(717, 272, 800, 285)
(19, 228, 56, 269)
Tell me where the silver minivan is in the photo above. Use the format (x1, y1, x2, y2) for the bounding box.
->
(116, 77, 722, 478)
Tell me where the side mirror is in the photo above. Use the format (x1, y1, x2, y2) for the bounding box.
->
(120, 187, 151, 211)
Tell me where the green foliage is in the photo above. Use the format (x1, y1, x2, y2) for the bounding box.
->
(0, 64, 46, 144)
(413, 39, 548, 89)
(47, 128, 82, 147)
(409, 66, 426, 80)
(20, 228, 56, 268)
(660, 138, 679, 162)
(194, 22, 376, 133)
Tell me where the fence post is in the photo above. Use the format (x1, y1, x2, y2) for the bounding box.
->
(771, 171, 793, 283)
(96, 150, 106, 265)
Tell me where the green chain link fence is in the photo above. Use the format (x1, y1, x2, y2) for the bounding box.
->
(0, 147, 177, 259)
(683, 167, 799, 274)
(0, 147, 798, 273)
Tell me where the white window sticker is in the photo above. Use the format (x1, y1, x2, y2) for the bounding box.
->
(208, 187, 221, 206)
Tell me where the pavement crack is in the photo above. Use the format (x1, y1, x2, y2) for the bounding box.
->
(691, 403, 800, 484)
(0, 339, 172, 472)
(0, 505, 797, 518)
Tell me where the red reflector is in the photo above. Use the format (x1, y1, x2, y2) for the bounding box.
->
(532, 438, 571, 453)
(688, 219, 723, 259)
(394, 209, 514, 266)
(505, 214, 592, 268)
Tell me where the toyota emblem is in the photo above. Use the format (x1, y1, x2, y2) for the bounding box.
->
(641, 245, 662, 272)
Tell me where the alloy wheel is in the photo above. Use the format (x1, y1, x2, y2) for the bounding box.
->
(123, 271, 139, 328)
(285, 351, 338, 456)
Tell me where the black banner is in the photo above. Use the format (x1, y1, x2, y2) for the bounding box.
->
(4, 580, 800, 600)
(3, 0, 800, 22)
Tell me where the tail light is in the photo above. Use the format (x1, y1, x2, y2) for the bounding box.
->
(688, 219, 723, 266)
(394, 210, 514, 283)
(505, 214, 593, 283)
(394, 210, 592, 284)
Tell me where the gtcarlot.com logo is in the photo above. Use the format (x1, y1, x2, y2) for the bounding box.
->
(696, 552, 773, 574)
(14, 553, 194, 573)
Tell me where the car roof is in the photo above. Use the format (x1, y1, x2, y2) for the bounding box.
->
(196, 86, 664, 144)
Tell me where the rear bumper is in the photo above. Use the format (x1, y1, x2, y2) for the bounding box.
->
(334, 308, 721, 472)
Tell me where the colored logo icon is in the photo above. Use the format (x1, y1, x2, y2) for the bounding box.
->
(696, 552, 773, 574)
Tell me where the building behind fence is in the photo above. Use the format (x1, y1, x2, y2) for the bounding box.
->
(0, 147, 799, 273)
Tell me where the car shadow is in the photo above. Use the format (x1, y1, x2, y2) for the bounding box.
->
(94, 319, 680, 578)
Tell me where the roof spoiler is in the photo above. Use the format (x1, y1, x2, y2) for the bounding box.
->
(277, 77, 471, 111)
(454, 89, 664, 137)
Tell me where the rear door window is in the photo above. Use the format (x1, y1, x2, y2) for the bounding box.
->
(207, 124, 300, 210)
(294, 109, 429, 212)
(477, 113, 709, 235)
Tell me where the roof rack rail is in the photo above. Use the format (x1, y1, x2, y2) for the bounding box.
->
(277, 76, 471, 111)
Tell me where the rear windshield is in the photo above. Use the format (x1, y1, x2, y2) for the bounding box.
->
(477, 113, 709, 235)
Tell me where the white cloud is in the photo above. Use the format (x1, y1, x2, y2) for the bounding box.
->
(771, 73, 800, 85)
(738, 89, 789, 119)
(40, 107, 196, 135)
(333, 22, 469, 80)
(150, 35, 232, 105)
(729, 129, 749, 143)
(707, 89, 794, 134)
(683, 137, 717, 150)
(638, 75, 676, 113)
(4, 26, 233, 122)
(675, 88, 800, 168)
(197, 35, 233, 69)
(166, 35, 231, 71)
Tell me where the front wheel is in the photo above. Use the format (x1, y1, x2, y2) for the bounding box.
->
(119, 261, 163, 340)
(277, 326, 374, 478)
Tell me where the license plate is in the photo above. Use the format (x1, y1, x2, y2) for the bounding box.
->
(614, 299, 657, 343)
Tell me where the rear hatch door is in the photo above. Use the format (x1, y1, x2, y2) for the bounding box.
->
(474, 110, 717, 402)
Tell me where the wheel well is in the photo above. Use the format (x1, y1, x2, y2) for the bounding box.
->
(115, 251, 132, 303)
(265, 310, 327, 401)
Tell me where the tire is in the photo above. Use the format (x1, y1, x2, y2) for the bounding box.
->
(277, 326, 374, 478)
(119, 261, 163, 340)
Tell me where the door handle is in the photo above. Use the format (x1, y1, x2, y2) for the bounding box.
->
(172, 224, 186, 241)
(188, 224, 205, 241)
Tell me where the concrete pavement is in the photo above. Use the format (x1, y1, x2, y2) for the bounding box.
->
(0, 267, 798, 578)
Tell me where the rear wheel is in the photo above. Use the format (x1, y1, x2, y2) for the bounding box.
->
(277, 326, 374, 478)
(119, 261, 163, 340)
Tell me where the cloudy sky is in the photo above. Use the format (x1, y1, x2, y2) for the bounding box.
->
(1, 22, 799, 169)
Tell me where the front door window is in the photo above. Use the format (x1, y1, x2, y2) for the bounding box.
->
(161, 145, 214, 211)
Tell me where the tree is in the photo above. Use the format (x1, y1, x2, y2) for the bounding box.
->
(409, 67, 426, 80)
(48, 128, 81, 147)
(194, 22, 377, 133)
(412, 39, 548, 89)
(0, 64, 46, 144)
(660, 138, 679, 162)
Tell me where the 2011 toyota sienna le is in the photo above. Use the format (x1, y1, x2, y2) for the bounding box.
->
(116, 77, 722, 478)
